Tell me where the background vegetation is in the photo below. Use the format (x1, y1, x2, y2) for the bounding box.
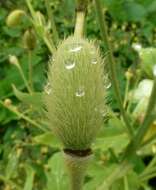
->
(1, 0, 156, 189)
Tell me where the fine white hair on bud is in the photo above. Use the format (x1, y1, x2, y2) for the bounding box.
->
(45, 36, 107, 150)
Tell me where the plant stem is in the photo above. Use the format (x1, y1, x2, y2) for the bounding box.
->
(28, 51, 34, 91)
(64, 152, 91, 190)
(124, 176, 129, 190)
(26, 0, 56, 54)
(94, 0, 134, 138)
(43, 35, 56, 54)
(25, 0, 36, 19)
(74, 0, 88, 38)
(123, 78, 130, 108)
(0, 100, 47, 132)
(15, 63, 32, 94)
(140, 155, 156, 177)
(44, 0, 59, 44)
(74, 11, 85, 37)
(97, 160, 131, 190)
(140, 172, 156, 182)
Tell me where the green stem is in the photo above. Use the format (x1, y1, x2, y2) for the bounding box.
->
(64, 152, 91, 190)
(43, 35, 56, 54)
(123, 78, 130, 108)
(123, 176, 129, 190)
(25, 0, 36, 19)
(108, 148, 119, 163)
(140, 155, 156, 177)
(140, 172, 156, 182)
(15, 63, 32, 94)
(97, 160, 131, 190)
(0, 100, 47, 132)
(44, 0, 59, 44)
(94, 0, 134, 138)
(74, 11, 85, 37)
(74, 0, 88, 38)
(28, 51, 34, 91)
(26, 0, 56, 54)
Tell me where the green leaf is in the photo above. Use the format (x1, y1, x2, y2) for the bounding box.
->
(33, 132, 61, 148)
(5, 149, 19, 180)
(12, 85, 43, 108)
(93, 133, 129, 153)
(84, 160, 118, 190)
(45, 152, 68, 190)
(139, 48, 156, 77)
(24, 165, 35, 190)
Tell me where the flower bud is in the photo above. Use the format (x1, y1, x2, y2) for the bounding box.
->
(4, 99, 12, 107)
(6, 10, 25, 27)
(9, 55, 20, 68)
(45, 36, 107, 150)
(23, 29, 36, 50)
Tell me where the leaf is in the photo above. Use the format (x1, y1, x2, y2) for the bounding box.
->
(5, 149, 19, 180)
(139, 48, 156, 77)
(84, 160, 118, 190)
(33, 132, 61, 148)
(93, 133, 129, 153)
(24, 165, 35, 190)
(45, 152, 68, 190)
(12, 85, 43, 109)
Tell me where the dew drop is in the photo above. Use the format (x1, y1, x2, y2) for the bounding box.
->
(69, 45, 82, 53)
(65, 60, 75, 70)
(75, 87, 85, 97)
(106, 82, 111, 89)
(45, 82, 52, 95)
(91, 58, 97, 64)
(100, 109, 106, 117)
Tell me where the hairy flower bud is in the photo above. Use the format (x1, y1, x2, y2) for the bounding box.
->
(45, 36, 107, 150)
(6, 10, 25, 27)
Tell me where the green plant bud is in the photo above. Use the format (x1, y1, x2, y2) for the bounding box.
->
(45, 36, 107, 150)
(9, 55, 20, 68)
(6, 9, 25, 27)
(35, 11, 46, 36)
(4, 98, 12, 107)
(23, 29, 36, 50)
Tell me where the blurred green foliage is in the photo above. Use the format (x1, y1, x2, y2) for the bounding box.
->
(0, 0, 156, 189)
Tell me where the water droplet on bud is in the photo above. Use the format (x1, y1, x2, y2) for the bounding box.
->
(45, 82, 52, 95)
(75, 87, 85, 97)
(106, 82, 111, 89)
(69, 43, 82, 53)
(65, 60, 75, 70)
(91, 58, 97, 64)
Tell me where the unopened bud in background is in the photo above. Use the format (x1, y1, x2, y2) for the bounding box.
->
(6, 9, 25, 27)
(23, 29, 36, 51)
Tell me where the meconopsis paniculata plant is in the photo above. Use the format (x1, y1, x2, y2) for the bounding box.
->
(44, 36, 107, 190)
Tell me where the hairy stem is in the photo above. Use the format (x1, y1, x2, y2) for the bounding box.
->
(64, 152, 91, 190)
(94, 0, 134, 138)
